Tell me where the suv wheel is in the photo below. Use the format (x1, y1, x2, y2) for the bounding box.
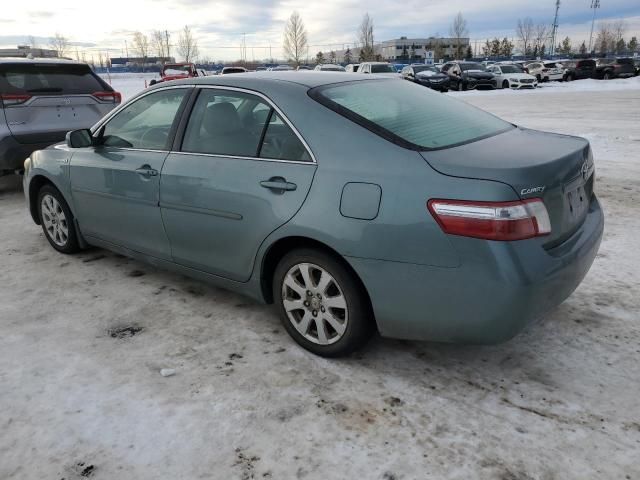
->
(603, 71, 612, 80)
(38, 185, 80, 254)
(273, 248, 374, 357)
(502, 80, 510, 89)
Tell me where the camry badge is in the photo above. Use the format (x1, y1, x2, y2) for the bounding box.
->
(520, 186, 546, 196)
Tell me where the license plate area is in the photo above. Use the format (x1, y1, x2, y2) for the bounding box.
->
(566, 184, 588, 223)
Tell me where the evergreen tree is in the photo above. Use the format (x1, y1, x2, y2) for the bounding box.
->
(628, 36, 638, 53)
(315, 51, 325, 65)
(579, 41, 587, 55)
(533, 45, 538, 57)
(329, 50, 336, 63)
(540, 44, 546, 56)
(344, 47, 352, 64)
(500, 37, 514, 57)
(559, 36, 572, 55)
(465, 45, 473, 59)
(490, 38, 501, 57)
(615, 38, 626, 54)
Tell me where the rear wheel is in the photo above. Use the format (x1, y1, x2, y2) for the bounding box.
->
(457, 81, 465, 91)
(603, 71, 612, 80)
(566, 73, 574, 81)
(273, 248, 373, 357)
(38, 185, 80, 254)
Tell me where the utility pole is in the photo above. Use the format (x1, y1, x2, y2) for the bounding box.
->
(125, 39, 129, 58)
(165, 30, 171, 60)
(588, 0, 600, 53)
(550, 0, 561, 57)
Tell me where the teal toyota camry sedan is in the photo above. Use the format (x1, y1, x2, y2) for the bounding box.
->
(23, 72, 604, 357)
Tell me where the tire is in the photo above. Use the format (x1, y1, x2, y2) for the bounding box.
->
(273, 248, 374, 357)
(536, 74, 542, 82)
(441, 88, 448, 93)
(37, 185, 80, 254)
(566, 73, 574, 82)
(603, 71, 611, 80)
(502, 80, 509, 89)
(149, 79, 157, 86)
(457, 81, 465, 91)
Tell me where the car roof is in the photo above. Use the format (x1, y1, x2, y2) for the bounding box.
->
(0, 57, 87, 66)
(164, 71, 392, 89)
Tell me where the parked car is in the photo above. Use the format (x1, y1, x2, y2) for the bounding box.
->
(314, 64, 346, 72)
(23, 73, 603, 357)
(562, 59, 596, 81)
(150, 63, 200, 86)
(270, 65, 294, 71)
(441, 61, 496, 90)
(487, 64, 538, 89)
(525, 61, 564, 82)
(358, 62, 398, 77)
(634, 58, 640, 76)
(594, 58, 636, 79)
(400, 65, 450, 91)
(0, 58, 120, 176)
(221, 67, 248, 74)
(296, 66, 313, 71)
(344, 64, 360, 73)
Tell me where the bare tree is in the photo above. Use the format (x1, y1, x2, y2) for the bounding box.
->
(358, 13, 375, 61)
(611, 20, 626, 45)
(516, 17, 534, 57)
(283, 11, 308, 67)
(49, 33, 69, 58)
(132, 31, 150, 70)
(178, 25, 199, 62)
(450, 12, 468, 59)
(595, 22, 614, 54)
(534, 23, 548, 55)
(27, 35, 39, 48)
(152, 30, 167, 59)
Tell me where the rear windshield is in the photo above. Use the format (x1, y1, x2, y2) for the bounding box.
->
(311, 79, 513, 150)
(371, 64, 396, 73)
(461, 63, 486, 71)
(0, 63, 106, 95)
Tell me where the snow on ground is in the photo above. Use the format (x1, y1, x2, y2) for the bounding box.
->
(1, 79, 639, 480)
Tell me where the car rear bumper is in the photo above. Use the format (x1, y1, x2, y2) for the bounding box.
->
(0, 134, 56, 171)
(347, 194, 604, 344)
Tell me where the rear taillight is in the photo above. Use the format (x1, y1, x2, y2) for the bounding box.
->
(92, 91, 122, 104)
(1, 94, 31, 106)
(428, 198, 551, 241)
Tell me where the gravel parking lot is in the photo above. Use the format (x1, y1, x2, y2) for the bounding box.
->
(1, 82, 639, 480)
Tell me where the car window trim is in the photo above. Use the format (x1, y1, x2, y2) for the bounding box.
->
(90, 85, 193, 152)
(174, 84, 316, 164)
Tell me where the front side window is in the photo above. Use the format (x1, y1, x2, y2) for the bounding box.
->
(311, 79, 513, 150)
(182, 88, 311, 161)
(101, 88, 188, 150)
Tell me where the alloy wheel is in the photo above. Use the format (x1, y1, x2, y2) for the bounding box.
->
(41, 194, 69, 247)
(281, 262, 348, 345)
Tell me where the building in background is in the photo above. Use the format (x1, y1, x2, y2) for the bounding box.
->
(335, 37, 470, 63)
(0, 45, 58, 58)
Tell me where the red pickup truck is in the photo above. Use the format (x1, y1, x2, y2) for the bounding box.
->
(149, 63, 203, 85)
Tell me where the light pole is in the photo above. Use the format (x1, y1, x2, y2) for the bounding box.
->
(588, 0, 600, 53)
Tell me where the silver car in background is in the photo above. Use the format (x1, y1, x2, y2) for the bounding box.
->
(0, 58, 120, 175)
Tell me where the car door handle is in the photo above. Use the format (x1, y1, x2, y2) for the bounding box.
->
(136, 165, 158, 177)
(260, 177, 297, 192)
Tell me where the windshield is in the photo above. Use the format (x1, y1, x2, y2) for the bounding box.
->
(500, 65, 522, 73)
(371, 64, 396, 73)
(311, 80, 513, 150)
(461, 63, 486, 71)
(414, 66, 439, 74)
(163, 65, 191, 75)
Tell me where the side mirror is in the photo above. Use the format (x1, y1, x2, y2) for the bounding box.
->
(66, 129, 94, 148)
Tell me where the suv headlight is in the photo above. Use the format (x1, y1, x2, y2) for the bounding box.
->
(509, 78, 519, 82)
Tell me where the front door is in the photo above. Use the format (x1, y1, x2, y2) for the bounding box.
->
(159, 87, 316, 282)
(70, 87, 191, 259)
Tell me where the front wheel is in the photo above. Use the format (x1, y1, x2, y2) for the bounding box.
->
(502, 80, 510, 89)
(38, 185, 80, 254)
(603, 71, 611, 80)
(273, 249, 374, 357)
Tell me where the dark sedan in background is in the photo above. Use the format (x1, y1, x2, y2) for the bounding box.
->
(441, 61, 496, 91)
(401, 64, 450, 92)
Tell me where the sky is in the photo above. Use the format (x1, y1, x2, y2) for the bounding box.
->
(1, 0, 639, 61)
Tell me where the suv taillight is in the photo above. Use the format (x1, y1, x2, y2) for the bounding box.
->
(428, 199, 551, 241)
(1, 94, 31, 106)
(92, 91, 122, 103)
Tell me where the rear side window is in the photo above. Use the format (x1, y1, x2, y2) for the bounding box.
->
(579, 60, 596, 68)
(0, 63, 107, 95)
(182, 89, 311, 161)
(310, 79, 513, 150)
(618, 58, 633, 65)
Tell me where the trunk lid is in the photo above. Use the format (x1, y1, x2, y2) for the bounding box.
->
(422, 127, 594, 248)
(1, 62, 117, 144)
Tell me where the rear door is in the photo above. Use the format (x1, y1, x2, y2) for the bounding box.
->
(0, 62, 118, 145)
(159, 87, 316, 282)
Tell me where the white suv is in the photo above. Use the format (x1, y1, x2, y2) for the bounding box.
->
(488, 64, 538, 89)
(526, 61, 564, 82)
